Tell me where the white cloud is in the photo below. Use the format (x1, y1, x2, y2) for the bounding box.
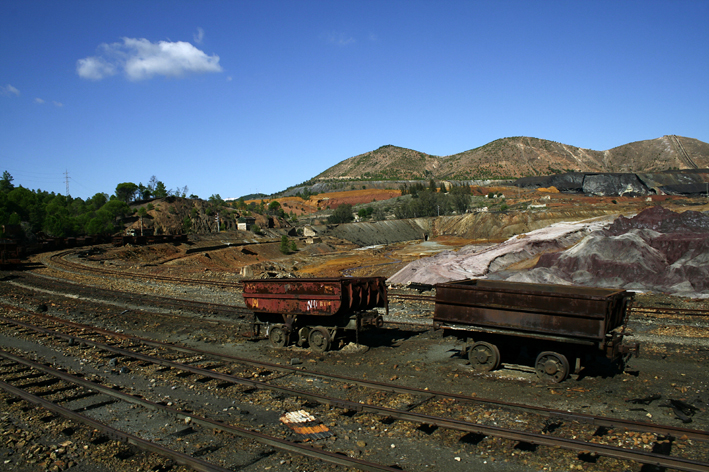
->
(1, 84, 20, 96)
(193, 27, 204, 44)
(77, 56, 117, 80)
(322, 31, 356, 46)
(77, 37, 222, 81)
(53, 101, 63, 107)
(34, 98, 45, 104)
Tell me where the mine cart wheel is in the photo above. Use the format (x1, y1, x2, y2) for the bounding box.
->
(308, 327, 331, 352)
(535, 351, 570, 383)
(269, 325, 289, 348)
(468, 341, 501, 372)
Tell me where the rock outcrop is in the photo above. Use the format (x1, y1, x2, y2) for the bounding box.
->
(388, 207, 709, 298)
(516, 170, 709, 197)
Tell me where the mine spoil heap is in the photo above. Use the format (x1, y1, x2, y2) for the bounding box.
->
(389, 206, 709, 299)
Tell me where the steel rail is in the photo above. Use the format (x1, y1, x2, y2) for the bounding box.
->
(389, 294, 435, 302)
(40, 250, 709, 320)
(11, 273, 253, 319)
(391, 294, 709, 318)
(47, 250, 240, 289)
(0, 350, 405, 472)
(0, 380, 234, 472)
(2, 315, 709, 471)
(633, 306, 709, 317)
(4, 309, 709, 443)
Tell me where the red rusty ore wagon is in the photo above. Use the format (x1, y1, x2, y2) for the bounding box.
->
(243, 277, 387, 352)
(434, 279, 638, 382)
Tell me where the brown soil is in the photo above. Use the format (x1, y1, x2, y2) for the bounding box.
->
(249, 188, 402, 213)
(94, 189, 709, 286)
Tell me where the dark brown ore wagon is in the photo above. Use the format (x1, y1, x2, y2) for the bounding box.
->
(243, 277, 387, 352)
(434, 279, 638, 383)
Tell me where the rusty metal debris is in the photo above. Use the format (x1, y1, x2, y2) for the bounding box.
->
(280, 410, 332, 440)
(627, 394, 662, 405)
(661, 399, 701, 424)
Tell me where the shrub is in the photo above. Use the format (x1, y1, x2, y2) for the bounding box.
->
(357, 207, 374, 220)
(328, 204, 354, 224)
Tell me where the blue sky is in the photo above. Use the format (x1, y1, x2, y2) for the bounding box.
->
(1, 1, 707, 200)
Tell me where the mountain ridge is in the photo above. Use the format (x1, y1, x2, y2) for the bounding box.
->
(312, 135, 709, 183)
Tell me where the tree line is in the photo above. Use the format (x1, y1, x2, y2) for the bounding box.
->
(115, 175, 191, 202)
(0, 171, 186, 239)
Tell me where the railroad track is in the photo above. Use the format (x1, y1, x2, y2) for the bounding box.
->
(389, 293, 709, 318)
(45, 249, 242, 290)
(0, 349, 401, 472)
(10, 271, 254, 320)
(632, 306, 709, 318)
(4, 273, 433, 339)
(40, 249, 709, 320)
(2, 308, 708, 472)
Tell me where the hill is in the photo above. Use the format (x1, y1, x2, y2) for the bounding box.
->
(314, 145, 440, 181)
(313, 135, 709, 182)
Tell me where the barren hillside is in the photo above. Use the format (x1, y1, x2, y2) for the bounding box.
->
(313, 136, 709, 182)
(315, 145, 440, 181)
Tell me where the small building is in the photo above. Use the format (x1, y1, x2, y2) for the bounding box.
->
(237, 217, 256, 231)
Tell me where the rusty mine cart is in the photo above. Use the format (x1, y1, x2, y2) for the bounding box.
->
(434, 279, 638, 383)
(243, 277, 387, 352)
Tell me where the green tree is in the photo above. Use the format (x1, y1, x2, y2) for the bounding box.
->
(147, 175, 158, 196)
(115, 182, 139, 203)
(328, 204, 354, 224)
(101, 199, 131, 219)
(373, 206, 387, 221)
(209, 194, 224, 206)
(268, 201, 281, 212)
(137, 183, 151, 199)
(0, 171, 14, 193)
(267, 200, 285, 218)
(450, 192, 470, 214)
(279, 235, 291, 254)
(153, 181, 168, 198)
(86, 192, 109, 210)
(357, 207, 374, 220)
(85, 210, 115, 234)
